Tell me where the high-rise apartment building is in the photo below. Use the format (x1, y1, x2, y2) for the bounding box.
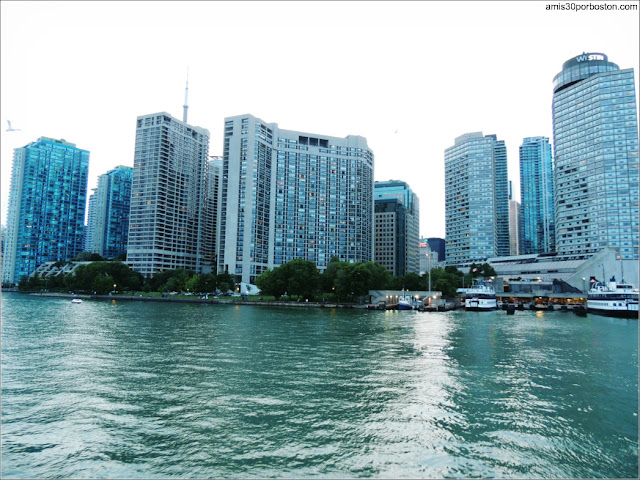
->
(85, 192, 98, 252)
(2, 137, 89, 285)
(493, 137, 510, 257)
(552, 52, 639, 260)
(126, 112, 211, 277)
(218, 114, 374, 284)
(508, 181, 521, 256)
(374, 180, 420, 276)
(86, 166, 133, 258)
(202, 156, 223, 272)
(444, 132, 509, 266)
(519, 137, 555, 254)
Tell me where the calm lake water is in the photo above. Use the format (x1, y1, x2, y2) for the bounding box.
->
(1, 292, 638, 479)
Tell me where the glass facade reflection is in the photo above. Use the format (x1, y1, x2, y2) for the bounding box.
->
(519, 137, 555, 254)
(2, 137, 89, 285)
(552, 53, 639, 260)
(86, 166, 133, 258)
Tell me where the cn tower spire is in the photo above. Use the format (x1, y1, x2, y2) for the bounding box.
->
(183, 67, 189, 123)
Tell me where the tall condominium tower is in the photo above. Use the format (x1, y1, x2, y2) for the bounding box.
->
(374, 180, 420, 276)
(219, 114, 374, 284)
(85, 192, 98, 252)
(2, 137, 89, 285)
(444, 132, 509, 266)
(508, 181, 521, 256)
(552, 53, 639, 260)
(519, 137, 555, 254)
(86, 166, 133, 258)
(127, 112, 210, 276)
(202, 156, 223, 272)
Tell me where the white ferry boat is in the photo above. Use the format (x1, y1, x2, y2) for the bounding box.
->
(458, 283, 497, 311)
(587, 278, 638, 319)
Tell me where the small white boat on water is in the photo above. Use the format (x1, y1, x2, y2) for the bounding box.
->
(71, 298, 83, 304)
(587, 278, 638, 319)
(398, 291, 413, 310)
(458, 282, 497, 311)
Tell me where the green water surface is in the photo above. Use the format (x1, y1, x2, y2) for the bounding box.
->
(1, 293, 637, 478)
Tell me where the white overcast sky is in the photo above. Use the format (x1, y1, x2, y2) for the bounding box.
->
(2, 1, 639, 238)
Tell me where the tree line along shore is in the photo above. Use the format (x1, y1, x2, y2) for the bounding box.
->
(13, 254, 497, 303)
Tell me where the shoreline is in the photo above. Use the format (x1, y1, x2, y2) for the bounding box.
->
(18, 291, 366, 309)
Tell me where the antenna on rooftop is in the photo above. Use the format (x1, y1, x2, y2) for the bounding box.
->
(183, 67, 189, 123)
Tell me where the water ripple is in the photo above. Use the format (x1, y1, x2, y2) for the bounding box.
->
(1, 295, 637, 478)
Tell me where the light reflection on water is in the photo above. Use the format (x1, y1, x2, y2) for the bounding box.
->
(1, 293, 638, 478)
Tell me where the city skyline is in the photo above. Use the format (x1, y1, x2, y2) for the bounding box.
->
(1, 1, 639, 238)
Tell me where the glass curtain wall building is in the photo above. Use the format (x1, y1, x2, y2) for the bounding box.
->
(519, 137, 555, 254)
(2, 137, 89, 285)
(126, 112, 211, 276)
(427, 237, 445, 263)
(552, 53, 639, 260)
(444, 132, 510, 266)
(374, 180, 420, 276)
(85, 192, 98, 252)
(86, 166, 133, 258)
(219, 114, 374, 284)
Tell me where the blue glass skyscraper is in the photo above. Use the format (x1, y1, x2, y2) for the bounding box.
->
(86, 166, 133, 259)
(519, 137, 555, 254)
(2, 137, 89, 285)
(552, 53, 639, 261)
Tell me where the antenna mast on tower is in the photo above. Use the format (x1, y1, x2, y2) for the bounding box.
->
(183, 68, 189, 123)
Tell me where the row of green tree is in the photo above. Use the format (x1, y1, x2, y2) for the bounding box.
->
(145, 269, 234, 294)
(255, 257, 496, 300)
(18, 255, 497, 299)
(19, 262, 235, 295)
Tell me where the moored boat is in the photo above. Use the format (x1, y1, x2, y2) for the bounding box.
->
(458, 282, 497, 311)
(71, 298, 83, 304)
(398, 291, 413, 310)
(587, 278, 638, 319)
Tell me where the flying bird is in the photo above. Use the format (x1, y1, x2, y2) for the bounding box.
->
(6, 120, 21, 132)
